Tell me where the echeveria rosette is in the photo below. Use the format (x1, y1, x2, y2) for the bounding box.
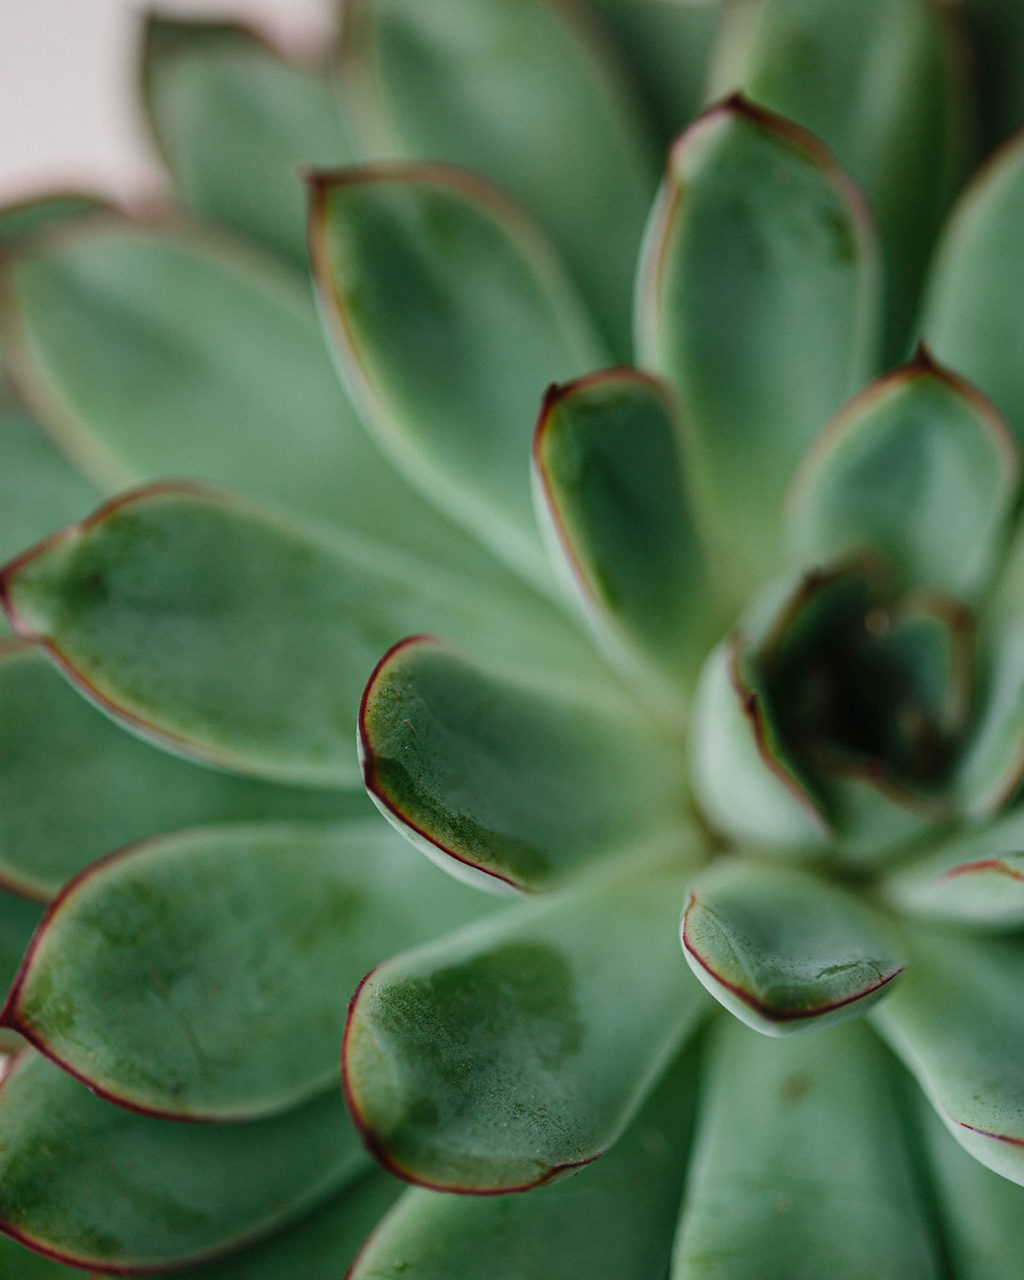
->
(2, 2, 1024, 1278)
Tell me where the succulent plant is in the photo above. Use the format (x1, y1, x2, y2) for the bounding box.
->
(5, 0, 1024, 1276)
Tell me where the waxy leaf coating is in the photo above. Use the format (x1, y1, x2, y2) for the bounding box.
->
(310, 164, 604, 589)
(0, 486, 594, 788)
(788, 353, 1019, 600)
(359, 635, 688, 893)
(671, 1017, 941, 1279)
(3, 820, 498, 1120)
(0, 643, 354, 899)
(682, 859, 904, 1034)
(344, 861, 708, 1192)
(338, 0, 657, 355)
(533, 368, 723, 710)
(0, 1051, 369, 1273)
(350, 1046, 699, 1280)
(637, 95, 880, 591)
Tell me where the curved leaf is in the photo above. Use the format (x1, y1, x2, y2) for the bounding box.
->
(688, 635, 830, 851)
(0, 1050, 368, 1273)
(922, 130, 1024, 447)
(3, 820, 498, 1121)
(343, 860, 709, 1192)
(0, 409, 98, 637)
(0, 642, 357, 900)
(0, 486, 594, 788)
(871, 925, 1024, 1186)
(712, 0, 961, 355)
(309, 165, 604, 590)
(349, 1045, 698, 1280)
(143, 18, 354, 265)
(921, 1093, 1024, 1280)
(788, 352, 1019, 600)
(955, 619, 1024, 816)
(338, 0, 657, 355)
(359, 635, 688, 894)
(884, 808, 1024, 929)
(671, 1017, 941, 1279)
(682, 859, 904, 1034)
(636, 95, 880, 593)
(533, 368, 724, 712)
(1, 216, 492, 575)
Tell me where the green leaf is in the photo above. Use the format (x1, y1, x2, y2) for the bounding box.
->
(0, 410, 98, 638)
(169, 1170, 401, 1280)
(954, 619, 1024, 816)
(343, 860, 709, 1192)
(871, 925, 1024, 1186)
(788, 353, 1019, 600)
(533, 368, 724, 714)
(671, 1017, 941, 1279)
(711, 0, 962, 356)
(688, 635, 831, 852)
(0, 1050, 368, 1273)
(884, 808, 1024, 929)
(0, 642, 358, 899)
(0, 890, 43, 1001)
(589, 0, 722, 143)
(922, 131, 1024, 448)
(309, 166, 604, 590)
(359, 635, 688, 894)
(349, 1045, 699, 1280)
(921, 1093, 1024, 1280)
(3, 820, 498, 1121)
(1, 486, 594, 788)
(682, 859, 904, 1034)
(2, 217, 493, 575)
(338, 0, 657, 355)
(637, 95, 880, 593)
(143, 18, 354, 266)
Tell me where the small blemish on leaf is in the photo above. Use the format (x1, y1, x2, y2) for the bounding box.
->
(779, 1071, 811, 1103)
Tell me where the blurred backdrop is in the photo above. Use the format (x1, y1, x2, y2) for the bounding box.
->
(1, 0, 331, 203)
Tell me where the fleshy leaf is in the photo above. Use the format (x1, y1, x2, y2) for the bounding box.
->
(0, 1050, 368, 1273)
(1, 486, 595, 788)
(788, 352, 1019, 600)
(309, 165, 605, 590)
(921, 1091, 1024, 1280)
(143, 18, 354, 265)
(533, 368, 724, 713)
(349, 1046, 699, 1280)
(711, 0, 961, 355)
(0, 890, 43, 1004)
(0, 409, 98, 637)
(955, 620, 1024, 815)
(338, 0, 657, 355)
(169, 1170, 401, 1280)
(343, 860, 709, 1192)
(0, 1231, 85, 1278)
(671, 1017, 941, 1279)
(3, 820, 499, 1121)
(922, 130, 1024, 447)
(359, 635, 688, 894)
(871, 925, 1024, 1186)
(884, 808, 1024, 929)
(636, 95, 880, 593)
(682, 859, 904, 1034)
(688, 635, 830, 851)
(0, 194, 111, 251)
(2, 216, 494, 575)
(0, 642, 359, 899)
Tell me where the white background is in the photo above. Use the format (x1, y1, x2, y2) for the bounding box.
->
(0, 0, 331, 205)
